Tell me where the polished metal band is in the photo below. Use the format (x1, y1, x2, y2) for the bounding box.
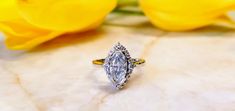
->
(92, 58, 145, 65)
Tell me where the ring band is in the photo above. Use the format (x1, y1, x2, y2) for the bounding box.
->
(92, 42, 145, 89)
(92, 58, 145, 65)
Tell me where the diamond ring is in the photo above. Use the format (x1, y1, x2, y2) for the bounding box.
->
(92, 42, 145, 89)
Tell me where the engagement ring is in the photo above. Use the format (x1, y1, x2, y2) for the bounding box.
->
(92, 42, 145, 89)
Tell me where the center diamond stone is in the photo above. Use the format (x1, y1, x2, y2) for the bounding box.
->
(103, 43, 134, 89)
(106, 51, 127, 82)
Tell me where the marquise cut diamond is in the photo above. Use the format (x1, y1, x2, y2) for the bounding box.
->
(104, 43, 134, 89)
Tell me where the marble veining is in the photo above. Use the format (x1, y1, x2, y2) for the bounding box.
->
(0, 16, 235, 111)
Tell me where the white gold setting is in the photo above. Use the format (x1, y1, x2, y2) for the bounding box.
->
(92, 42, 145, 89)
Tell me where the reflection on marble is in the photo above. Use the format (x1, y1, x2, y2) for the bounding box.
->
(0, 16, 235, 111)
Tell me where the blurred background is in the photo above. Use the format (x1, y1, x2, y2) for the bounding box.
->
(0, 0, 235, 111)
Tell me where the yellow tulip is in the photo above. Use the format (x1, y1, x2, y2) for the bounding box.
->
(0, 0, 116, 50)
(140, 0, 235, 31)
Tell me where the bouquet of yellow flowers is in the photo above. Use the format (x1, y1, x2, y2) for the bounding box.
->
(0, 0, 235, 50)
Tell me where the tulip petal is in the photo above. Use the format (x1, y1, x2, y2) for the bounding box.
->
(0, 19, 63, 50)
(0, 0, 21, 21)
(0, 0, 115, 50)
(17, 0, 117, 31)
(140, 0, 235, 31)
(213, 14, 235, 28)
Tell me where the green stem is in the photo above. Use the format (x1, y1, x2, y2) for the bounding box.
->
(112, 0, 144, 16)
(112, 9, 144, 16)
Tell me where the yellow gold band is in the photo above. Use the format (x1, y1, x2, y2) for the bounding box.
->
(92, 58, 145, 65)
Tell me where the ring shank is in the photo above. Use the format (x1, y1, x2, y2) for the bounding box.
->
(92, 59, 105, 65)
(92, 58, 145, 65)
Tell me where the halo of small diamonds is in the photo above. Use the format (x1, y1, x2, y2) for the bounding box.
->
(103, 43, 134, 89)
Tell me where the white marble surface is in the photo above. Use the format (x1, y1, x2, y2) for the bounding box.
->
(1, 16, 235, 111)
